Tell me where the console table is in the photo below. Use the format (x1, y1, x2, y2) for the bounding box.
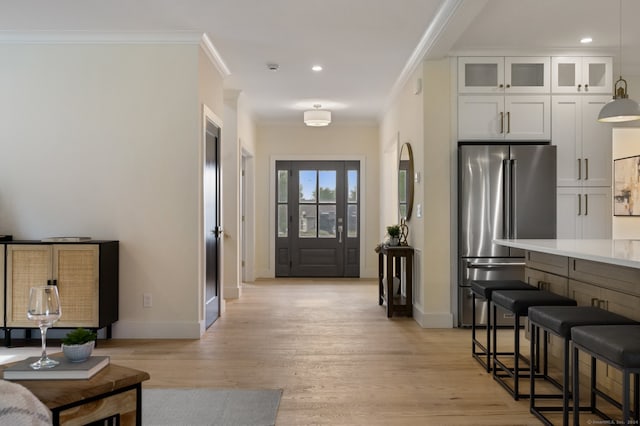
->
(378, 245, 414, 318)
(1, 359, 149, 425)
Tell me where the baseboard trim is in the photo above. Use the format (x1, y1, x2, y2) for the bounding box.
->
(224, 286, 241, 299)
(412, 305, 454, 328)
(112, 320, 202, 339)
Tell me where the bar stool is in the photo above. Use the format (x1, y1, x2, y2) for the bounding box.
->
(572, 325, 640, 425)
(470, 280, 538, 372)
(528, 306, 637, 426)
(491, 290, 576, 400)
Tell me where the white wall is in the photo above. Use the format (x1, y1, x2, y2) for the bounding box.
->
(222, 90, 257, 295)
(0, 42, 224, 338)
(379, 58, 454, 328)
(255, 124, 379, 279)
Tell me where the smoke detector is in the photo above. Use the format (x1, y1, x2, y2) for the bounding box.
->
(266, 63, 280, 72)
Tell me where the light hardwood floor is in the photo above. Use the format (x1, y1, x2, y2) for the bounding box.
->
(94, 279, 543, 425)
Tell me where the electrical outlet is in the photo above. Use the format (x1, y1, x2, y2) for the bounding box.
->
(143, 293, 153, 308)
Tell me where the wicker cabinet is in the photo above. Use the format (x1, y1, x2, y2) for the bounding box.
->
(4, 241, 118, 333)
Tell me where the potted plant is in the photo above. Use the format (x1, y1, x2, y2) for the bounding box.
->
(61, 328, 97, 362)
(386, 224, 401, 246)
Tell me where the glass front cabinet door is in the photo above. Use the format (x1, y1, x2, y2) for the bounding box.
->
(551, 57, 612, 94)
(458, 56, 550, 94)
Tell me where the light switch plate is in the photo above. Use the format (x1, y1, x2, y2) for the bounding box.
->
(416, 203, 422, 218)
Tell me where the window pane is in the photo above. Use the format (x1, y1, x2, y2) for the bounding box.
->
(318, 171, 336, 203)
(398, 170, 407, 203)
(299, 170, 317, 203)
(299, 205, 317, 238)
(347, 204, 358, 238)
(277, 170, 288, 203)
(277, 204, 288, 237)
(348, 170, 358, 203)
(318, 205, 336, 238)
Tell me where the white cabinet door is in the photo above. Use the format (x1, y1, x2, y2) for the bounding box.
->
(582, 187, 612, 238)
(552, 95, 612, 187)
(458, 57, 504, 93)
(0, 245, 4, 328)
(556, 187, 612, 238)
(505, 57, 550, 94)
(458, 95, 504, 140)
(505, 95, 550, 140)
(552, 57, 612, 94)
(581, 96, 613, 187)
(552, 96, 581, 186)
(582, 57, 613, 94)
(557, 188, 582, 239)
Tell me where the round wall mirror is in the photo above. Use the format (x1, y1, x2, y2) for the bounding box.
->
(398, 142, 414, 220)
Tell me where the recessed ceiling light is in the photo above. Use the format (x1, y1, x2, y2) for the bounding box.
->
(312, 65, 323, 72)
(580, 37, 593, 44)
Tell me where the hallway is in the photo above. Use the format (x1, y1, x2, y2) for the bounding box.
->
(97, 279, 539, 425)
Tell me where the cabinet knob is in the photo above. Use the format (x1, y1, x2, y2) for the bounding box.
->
(506, 84, 511, 88)
(499, 84, 504, 88)
(577, 84, 582, 91)
(585, 84, 589, 91)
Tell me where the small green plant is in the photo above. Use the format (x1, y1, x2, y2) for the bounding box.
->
(62, 328, 97, 345)
(386, 225, 401, 238)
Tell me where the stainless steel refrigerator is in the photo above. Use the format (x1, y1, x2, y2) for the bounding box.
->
(458, 144, 556, 327)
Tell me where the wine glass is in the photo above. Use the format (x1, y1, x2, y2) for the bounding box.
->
(27, 286, 62, 369)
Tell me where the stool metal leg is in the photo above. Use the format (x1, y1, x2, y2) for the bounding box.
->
(514, 313, 520, 400)
(573, 345, 580, 426)
(563, 336, 570, 426)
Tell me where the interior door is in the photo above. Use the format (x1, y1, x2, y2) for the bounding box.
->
(275, 161, 360, 277)
(205, 119, 220, 328)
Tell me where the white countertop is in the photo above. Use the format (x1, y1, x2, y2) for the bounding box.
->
(494, 239, 640, 269)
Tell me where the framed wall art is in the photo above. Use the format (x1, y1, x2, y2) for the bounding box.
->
(614, 154, 640, 216)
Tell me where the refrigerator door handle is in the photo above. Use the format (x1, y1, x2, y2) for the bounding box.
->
(511, 159, 517, 238)
(503, 159, 510, 239)
(467, 262, 526, 268)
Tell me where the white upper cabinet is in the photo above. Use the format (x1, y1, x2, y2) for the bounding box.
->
(552, 95, 612, 187)
(458, 56, 550, 94)
(458, 95, 550, 141)
(552, 57, 612, 94)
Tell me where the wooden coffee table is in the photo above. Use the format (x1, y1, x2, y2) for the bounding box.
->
(0, 360, 150, 425)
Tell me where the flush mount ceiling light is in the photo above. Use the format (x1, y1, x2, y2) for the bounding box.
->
(598, 0, 640, 123)
(580, 37, 593, 44)
(304, 104, 331, 127)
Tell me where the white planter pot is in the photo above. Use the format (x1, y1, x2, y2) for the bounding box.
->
(61, 341, 95, 362)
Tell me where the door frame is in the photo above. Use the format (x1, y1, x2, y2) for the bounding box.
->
(200, 104, 223, 336)
(268, 154, 366, 278)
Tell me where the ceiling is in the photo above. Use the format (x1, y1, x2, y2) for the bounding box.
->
(1, 0, 639, 125)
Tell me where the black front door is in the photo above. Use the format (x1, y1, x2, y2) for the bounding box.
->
(205, 119, 220, 328)
(275, 161, 360, 277)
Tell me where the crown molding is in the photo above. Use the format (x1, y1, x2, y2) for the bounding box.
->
(0, 30, 206, 44)
(384, 0, 466, 113)
(0, 30, 232, 78)
(200, 33, 231, 78)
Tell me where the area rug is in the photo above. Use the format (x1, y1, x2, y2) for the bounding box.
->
(142, 388, 282, 426)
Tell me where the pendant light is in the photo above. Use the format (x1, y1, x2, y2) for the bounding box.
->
(304, 104, 331, 127)
(598, 0, 640, 122)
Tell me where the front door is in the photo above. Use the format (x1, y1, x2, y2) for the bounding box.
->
(275, 161, 360, 277)
(205, 119, 220, 328)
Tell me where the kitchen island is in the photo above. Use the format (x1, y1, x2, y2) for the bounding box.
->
(494, 238, 640, 400)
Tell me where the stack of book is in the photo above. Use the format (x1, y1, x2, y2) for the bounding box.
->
(3, 356, 109, 380)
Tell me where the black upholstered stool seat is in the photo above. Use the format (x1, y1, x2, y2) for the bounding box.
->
(471, 280, 538, 299)
(530, 306, 636, 338)
(492, 290, 576, 314)
(528, 307, 637, 426)
(572, 325, 640, 369)
(490, 289, 577, 401)
(572, 325, 640, 424)
(469, 280, 538, 373)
